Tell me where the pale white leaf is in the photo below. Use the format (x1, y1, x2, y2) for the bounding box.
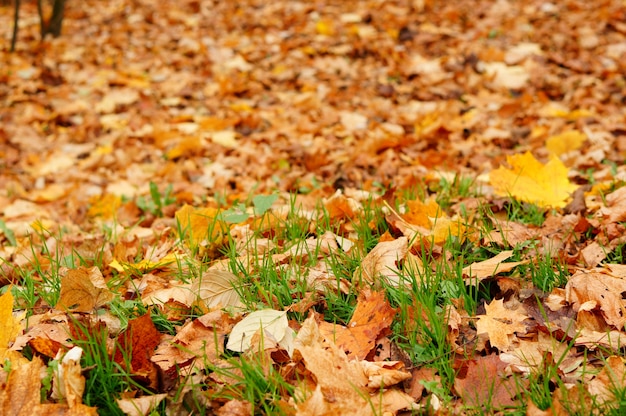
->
(227, 309, 288, 352)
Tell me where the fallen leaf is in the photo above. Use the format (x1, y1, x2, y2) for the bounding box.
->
(462, 250, 527, 284)
(226, 309, 289, 353)
(354, 237, 408, 285)
(454, 354, 518, 409)
(117, 394, 168, 416)
(113, 314, 161, 387)
(191, 269, 243, 311)
(566, 269, 626, 328)
(489, 152, 577, 208)
(319, 290, 396, 360)
(152, 310, 234, 375)
(0, 290, 22, 360)
(56, 267, 114, 312)
(546, 130, 586, 156)
(476, 299, 528, 351)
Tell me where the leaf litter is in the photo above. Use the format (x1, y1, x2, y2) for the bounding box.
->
(3, 0, 626, 414)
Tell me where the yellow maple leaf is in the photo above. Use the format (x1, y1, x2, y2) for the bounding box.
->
(545, 130, 585, 156)
(175, 205, 228, 250)
(88, 193, 122, 219)
(0, 290, 22, 359)
(489, 152, 577, 208)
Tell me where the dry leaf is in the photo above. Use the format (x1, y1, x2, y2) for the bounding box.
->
(226, 309, 289, 353)
(319, 290, 396, 360)
(355, 237, 408, 285)
(56, 267, 114, 312)
(191, 269, 243, 310)
(476, 299, 528, 351)
(454, 354, 518, 409)
(462, 250, 527, 284)
(0, 290, 22, 360)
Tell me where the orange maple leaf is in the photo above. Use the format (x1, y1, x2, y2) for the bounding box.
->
(476, 299, 528, 351)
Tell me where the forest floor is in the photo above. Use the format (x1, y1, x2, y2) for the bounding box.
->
(2, 0, 626, 414)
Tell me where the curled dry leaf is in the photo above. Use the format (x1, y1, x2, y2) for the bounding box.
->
(354, 237, 408, 286)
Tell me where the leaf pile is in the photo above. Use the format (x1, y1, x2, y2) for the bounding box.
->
(3, 0, 626, 414)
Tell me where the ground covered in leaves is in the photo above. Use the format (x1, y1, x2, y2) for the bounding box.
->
(2, 0, 626, 414)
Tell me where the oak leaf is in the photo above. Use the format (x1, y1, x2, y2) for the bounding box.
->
(489, 152, 577, 208)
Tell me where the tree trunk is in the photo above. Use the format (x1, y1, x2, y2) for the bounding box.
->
(37, 0, 66, 39)
(10, 0, 20, 52)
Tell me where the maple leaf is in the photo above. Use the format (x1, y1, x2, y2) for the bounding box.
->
(476, 299, 528, 351)
(454, 354, 519, 409)
(0, 290, 22, 360)
(546, 130, 585, 156)
(354, 237, 408, 285)
(318, 290, 396, 360)
(489, 152, 577, 208)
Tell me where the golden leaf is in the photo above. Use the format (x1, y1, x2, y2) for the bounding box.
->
(545, 130, 585, 156)
(489, 152, 577, 208)
(0, 290, 22, 360)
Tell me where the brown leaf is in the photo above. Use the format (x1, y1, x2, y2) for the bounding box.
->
(454, 354, 517, 409)
(566, 269, 626, 328)
(56, 267, 114, 312)
(354, 237, 408, 285)
(113, 314, 161, 387)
